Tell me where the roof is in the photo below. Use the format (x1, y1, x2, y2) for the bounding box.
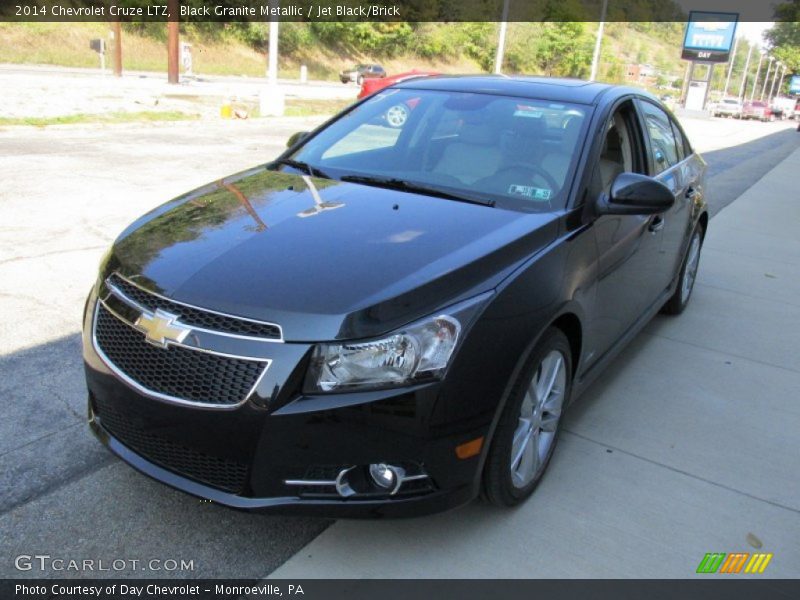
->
(394, 75, 615, 105)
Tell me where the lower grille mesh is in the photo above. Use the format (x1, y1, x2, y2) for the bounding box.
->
(94, 303, 266, 406)
(94, 396, 249, 493)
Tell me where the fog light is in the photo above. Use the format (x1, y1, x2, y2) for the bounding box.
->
(369, 463, 397, 489)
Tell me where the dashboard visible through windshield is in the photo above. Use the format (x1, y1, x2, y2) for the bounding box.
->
(290, 89, 591, 211)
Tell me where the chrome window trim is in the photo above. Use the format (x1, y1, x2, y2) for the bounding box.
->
(107, 273, 284, 343)
(92, 303, 271, 411)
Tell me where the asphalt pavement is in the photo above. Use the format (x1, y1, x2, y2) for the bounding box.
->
(0, 115, 797, 578)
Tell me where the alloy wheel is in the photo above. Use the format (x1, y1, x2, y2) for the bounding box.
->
(510, 350, 566, 488)
(681, 233, 701, 304)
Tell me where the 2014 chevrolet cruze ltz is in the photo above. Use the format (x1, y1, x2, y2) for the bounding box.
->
(83, 77, 707, 517)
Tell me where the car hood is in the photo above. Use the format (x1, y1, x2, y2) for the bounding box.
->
(108, 168, 559, 341)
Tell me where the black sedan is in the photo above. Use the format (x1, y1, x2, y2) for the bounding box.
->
(83, 76, 707, 517)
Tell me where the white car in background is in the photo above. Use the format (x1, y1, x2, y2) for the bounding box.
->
(712, 97, 743, 118)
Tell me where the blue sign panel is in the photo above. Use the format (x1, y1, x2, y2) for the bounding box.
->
(682, 11, 738, 63)
(790, 76, 800, 95)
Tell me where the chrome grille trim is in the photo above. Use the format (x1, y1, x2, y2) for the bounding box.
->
(92, 302, 271, 410)
(97, 298, 271, 361)
(106, 273, 284, 343)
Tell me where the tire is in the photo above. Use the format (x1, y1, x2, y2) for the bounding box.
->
(483, 328, 572, 507)
(662, 224, 703, 315)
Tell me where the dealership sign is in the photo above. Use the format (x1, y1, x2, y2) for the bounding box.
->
(682, 11, 738, 63)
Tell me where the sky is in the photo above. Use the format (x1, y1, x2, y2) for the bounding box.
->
(736, 22, 774, 48)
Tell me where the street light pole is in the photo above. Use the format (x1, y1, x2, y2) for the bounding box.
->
(768, 62, 779, 101)
(494, 0, 510, 74)
(738, 43, 753, 100)
(760, 56, 773, 100)
(722, 35, 738, 96)
(267, 20, 279, 84)
(749, 51, 763, 102)
(589, 0, 609, 81)
(776, 64, 787, 98)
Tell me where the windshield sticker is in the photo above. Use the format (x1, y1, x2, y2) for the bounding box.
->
(508, 185, 552, 201)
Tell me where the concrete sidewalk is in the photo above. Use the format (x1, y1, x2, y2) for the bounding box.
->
(270, 148, 800, 579)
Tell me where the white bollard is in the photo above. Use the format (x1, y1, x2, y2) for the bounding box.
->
(300, 65, 308, 84)
(260, 83, 285, 117)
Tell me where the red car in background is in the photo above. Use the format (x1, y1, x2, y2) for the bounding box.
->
(358, 70, 439, 128)
(742, 101, 775, 122)
(357, 70, 440, 99)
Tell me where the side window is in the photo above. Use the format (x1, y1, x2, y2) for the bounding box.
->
(596, 107, 637, 191)
(670, 120, 686, 162)
(640, 102, 679, 174)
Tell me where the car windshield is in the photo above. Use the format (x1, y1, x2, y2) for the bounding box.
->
(290, 89, 590, 212)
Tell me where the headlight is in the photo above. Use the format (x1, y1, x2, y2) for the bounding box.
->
(304, 314, 462, 393)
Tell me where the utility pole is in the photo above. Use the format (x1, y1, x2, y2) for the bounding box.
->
(589, 0, 609, 81)
(112, 21, 122, 77)
(722, 35, 738, 96)
(494, 0, 510, 74)
(749, 51, 763, 101)
(260, 0, 285, 116)
(738, 43, 753, 100)
(760, 56, 773, 100)
(167, 0, 179, 84)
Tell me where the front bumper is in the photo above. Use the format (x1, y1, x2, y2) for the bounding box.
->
(83, 292, 488, 518)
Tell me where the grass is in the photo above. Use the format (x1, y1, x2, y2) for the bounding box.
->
(0, 22, 482, 81)
(0, 110, 199, 127)
(283, 98, 354, 117)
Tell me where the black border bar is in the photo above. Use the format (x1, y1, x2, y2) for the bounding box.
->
(0, 0, 794, 23)
(3, 579, 800, 600)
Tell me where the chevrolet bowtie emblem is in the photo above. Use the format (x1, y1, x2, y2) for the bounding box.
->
(135, 309, 191, 348)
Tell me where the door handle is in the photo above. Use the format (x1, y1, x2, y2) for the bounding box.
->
(648, 215, 665, 233)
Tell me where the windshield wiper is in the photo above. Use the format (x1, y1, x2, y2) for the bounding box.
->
(340, 175, 495, 207)
(271, 158, 331, 180)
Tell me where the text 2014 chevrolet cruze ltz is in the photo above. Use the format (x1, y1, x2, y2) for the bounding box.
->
(83, 77, 707, 517)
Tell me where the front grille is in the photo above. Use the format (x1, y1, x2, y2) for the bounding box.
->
(94, 396, 249, 493)
(94, 303, 266, 406)
(107, 274, 281, 339)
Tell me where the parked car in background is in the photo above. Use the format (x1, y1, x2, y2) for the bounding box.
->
(358, 70, 439, 99)
(83, 77, 708, 517)
(742, 100, 774, 122)
(712, 97, 743, 118)
(770, 96, 797, 120)
(339, 64, 386, 84)
(358, 70, 441, 128)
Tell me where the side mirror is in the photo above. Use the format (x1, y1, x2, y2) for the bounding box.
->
(597, 172, 675, 215)
(286, 131, 309, 148)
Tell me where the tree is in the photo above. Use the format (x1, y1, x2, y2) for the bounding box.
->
(765, 1, 800, 77)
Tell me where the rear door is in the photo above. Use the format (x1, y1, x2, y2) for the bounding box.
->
(635, 99, 700, 299)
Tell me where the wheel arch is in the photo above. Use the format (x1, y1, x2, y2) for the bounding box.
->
(476, 308, 584, 471)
